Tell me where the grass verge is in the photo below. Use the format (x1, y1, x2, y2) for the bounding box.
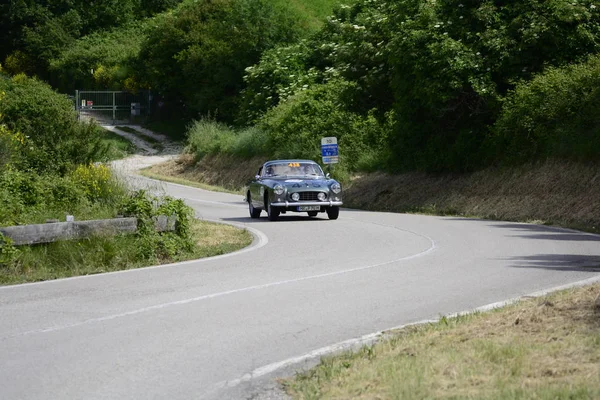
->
(139, 166, 241, 195)
(0, 219, 252, 285)
(139, 152, 263, 194)
(99, 127, 137, 161)
(284, 283, 600, 399)
(344, 161, 600, 234)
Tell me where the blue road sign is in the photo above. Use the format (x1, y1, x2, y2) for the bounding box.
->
(321, 144, 339, 157)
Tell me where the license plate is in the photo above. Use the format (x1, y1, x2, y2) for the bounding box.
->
(298, 205, 320, 211)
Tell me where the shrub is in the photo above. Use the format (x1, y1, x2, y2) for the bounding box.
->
(0, 74, 106, 174)
(119, 190, 195, 260)
(238, 41, 318, 124)
(490, 54, 600, 164)
(70, 163, 117, 202)
(49, 22, 149, 92)
(258, 79, 393, 173)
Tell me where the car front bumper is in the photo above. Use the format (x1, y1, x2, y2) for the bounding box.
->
(270, 201, 343, 207)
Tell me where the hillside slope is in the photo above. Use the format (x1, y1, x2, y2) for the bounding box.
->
(144, 155, 600, 232)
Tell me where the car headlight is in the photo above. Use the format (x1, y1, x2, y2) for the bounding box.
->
(274, 184, 284, 195)
(331, 183, 341, 194)
(291, 192, 300, 201)
(317, 192, 327, 201)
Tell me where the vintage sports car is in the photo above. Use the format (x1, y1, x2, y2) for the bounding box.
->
(246, 160, 342, 221)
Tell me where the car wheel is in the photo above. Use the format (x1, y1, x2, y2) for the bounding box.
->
(307, 211, 318, 217)
(248, 193, 261, 218)
(326, 206, 339, 220)
(266, 195, 280, 221)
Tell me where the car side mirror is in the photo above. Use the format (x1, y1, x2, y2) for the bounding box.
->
(326, 173, 331, 179)
(255, 175, 260, 180)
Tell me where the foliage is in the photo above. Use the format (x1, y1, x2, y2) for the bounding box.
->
(119, 190, 195, 260)
(240, 0, 600, 172)
(70, 164, 116, 202)
(0, 74, 106, 174)
(239, 1, 393, 125)
(0, 233, 19, 266)
(0, 0, 184, 80)
(385, 0, 600, 171)
(191, 78, 392, 179)
(238, 41, 318, 124)
(259, 79, 391, 164)
(186, 119, 269, 161)
(49, 22, 150, 92)
(0, 166, 128, 227)
(490, 54, 600, 164)
(137, 0, 304, 122)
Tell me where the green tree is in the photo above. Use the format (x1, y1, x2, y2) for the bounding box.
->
(386, 0, 600, 171)
(49, 22, 149, 92)
(137, 0, 303, 122)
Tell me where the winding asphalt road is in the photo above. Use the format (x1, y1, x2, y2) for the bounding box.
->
(1, 172, 599, 399)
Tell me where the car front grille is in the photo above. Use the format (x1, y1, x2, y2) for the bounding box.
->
(298, 191, 324, 201)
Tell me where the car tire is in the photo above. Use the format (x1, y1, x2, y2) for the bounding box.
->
(326, 206, 339, 220)
(266, 195, 280, 221)
(248, 193, 261, 218)
(307, 211, 318, 217)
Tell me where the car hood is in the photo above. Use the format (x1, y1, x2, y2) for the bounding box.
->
(271, 177, 335, 189)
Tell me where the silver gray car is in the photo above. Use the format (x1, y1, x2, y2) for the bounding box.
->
(246, 160, 342, 221)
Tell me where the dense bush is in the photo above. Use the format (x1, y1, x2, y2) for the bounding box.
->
(186, 119, 269, 161)
(137, 0, 304, 122)
(119, 190, 195, 260)
(0, 74, 105, 174)
(240, 0, 600, 172)
(490, 54, 600, 164)
(187, 79, 392, 180)
(0, 0, 183, 79)
(385, 0, 600, 171)
(239, 1, 393, 125)
(50, 23, 149, 93)
(0, 167, 126, 226)
(238, 41, 318, 124)
(258, 79, 391, 164)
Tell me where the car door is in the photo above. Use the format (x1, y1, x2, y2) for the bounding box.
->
(249, 166, 263, 207)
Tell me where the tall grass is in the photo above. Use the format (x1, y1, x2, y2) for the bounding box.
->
(285, 284, 600, 399)
(272, 0, 346, 31)
(186, 119, 269, 161)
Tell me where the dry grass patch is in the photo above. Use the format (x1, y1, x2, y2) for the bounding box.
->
(345, 161, 600, 232)
(192, 220, 252, 255)
(141, 153, 264, 193)
(285, 283, 600, 400)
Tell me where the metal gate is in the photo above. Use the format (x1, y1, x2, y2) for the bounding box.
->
(75, 90, 151, 124)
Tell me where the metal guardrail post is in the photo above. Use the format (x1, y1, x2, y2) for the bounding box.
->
(112, 91, 116, 123)
(75, 90, 80, 120)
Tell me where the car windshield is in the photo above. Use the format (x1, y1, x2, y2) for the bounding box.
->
(263, 162, 324, 178)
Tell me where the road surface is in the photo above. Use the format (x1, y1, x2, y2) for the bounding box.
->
(1, 172, 599, 399)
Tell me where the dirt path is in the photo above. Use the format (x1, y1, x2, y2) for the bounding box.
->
(104, 125, 184, 174)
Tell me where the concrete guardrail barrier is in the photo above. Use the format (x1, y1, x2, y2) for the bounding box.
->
(0, 216, 176, 246)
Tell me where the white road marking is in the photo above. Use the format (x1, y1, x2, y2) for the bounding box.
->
(6, 230, 436, 339)
(208, 274, 600, 397)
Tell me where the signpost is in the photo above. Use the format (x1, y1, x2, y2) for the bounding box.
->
(321, 137, 339, 164)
